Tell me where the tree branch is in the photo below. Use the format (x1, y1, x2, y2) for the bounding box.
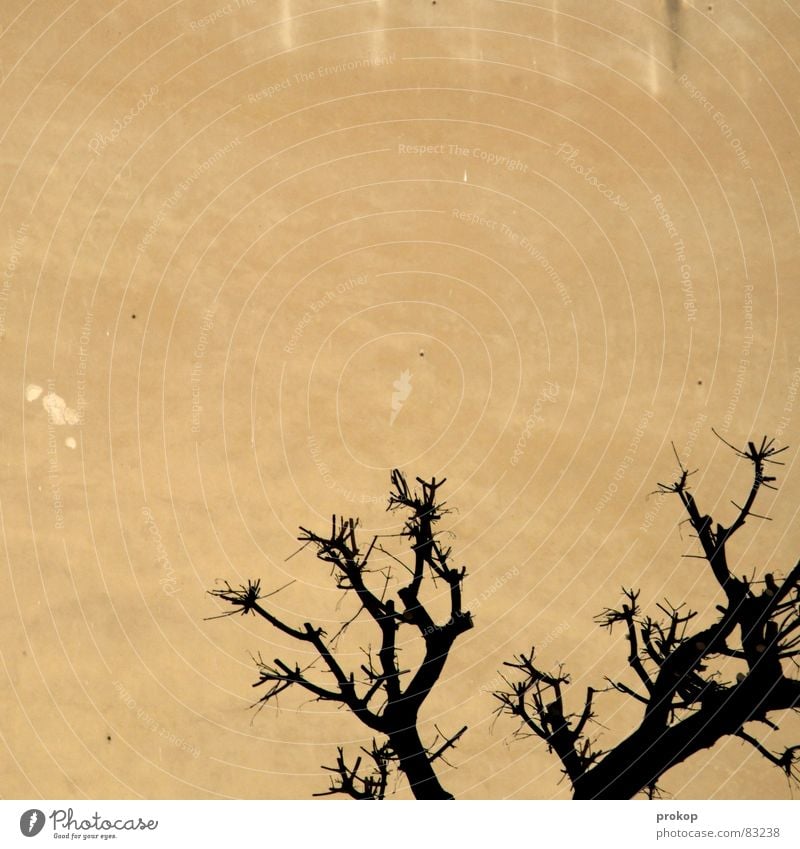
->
(493, 649, 598, 783)
(210, 469, 472, 800)
(314, 743, 395, 799)
(503, 435, 799, 799)
(736, 731, 800, 780)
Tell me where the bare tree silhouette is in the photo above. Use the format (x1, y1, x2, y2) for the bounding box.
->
(494, 435, 800, 799)
(209, 470, 472, 799)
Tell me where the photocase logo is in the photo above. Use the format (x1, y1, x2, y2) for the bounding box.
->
(19, 809, 45, 837)
(14, 807, 160, 838)
(389, 370, 412, 425)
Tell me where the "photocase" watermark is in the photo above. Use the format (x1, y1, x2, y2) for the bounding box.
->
(510, 381, 560, 466)
(553, 143, 630, 211)
(141, 506, 178, 596)
(88, 85, 158, 156)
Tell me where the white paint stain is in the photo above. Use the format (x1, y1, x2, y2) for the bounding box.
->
(65, 437, 77, 450)
(27, 381, 82, 427)
(390, 369, 413, 426)
(42, 392, 80, 426)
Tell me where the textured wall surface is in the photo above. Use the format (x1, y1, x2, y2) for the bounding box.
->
(1, 0, 799, 799)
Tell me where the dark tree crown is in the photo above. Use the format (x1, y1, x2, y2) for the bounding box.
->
(209, 470, 471, 799)
(495, 434, 800, 799)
